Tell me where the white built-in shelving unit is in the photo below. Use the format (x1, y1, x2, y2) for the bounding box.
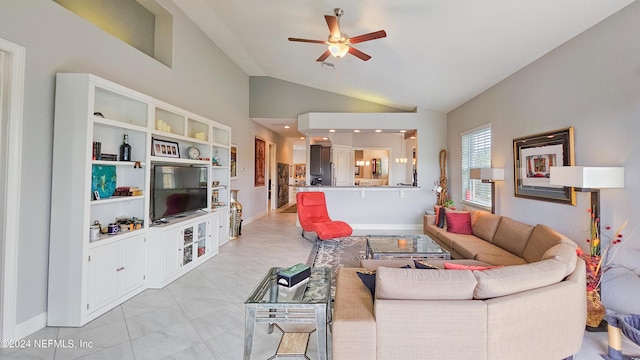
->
(48, 73, 231, 327)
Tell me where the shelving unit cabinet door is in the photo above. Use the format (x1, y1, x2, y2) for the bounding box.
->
(162, 227, 181, 281)
(181, 225, 195, 267)
(194, 220, 210, 259)
(121, 235, 146, 295)
(86, 243, 121, 314)
(217, 211, 229, 247)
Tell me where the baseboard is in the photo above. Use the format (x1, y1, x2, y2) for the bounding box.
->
(15, 312, 46, 340)
(243, 211, 266, 226)
(350, 224, 423, 232)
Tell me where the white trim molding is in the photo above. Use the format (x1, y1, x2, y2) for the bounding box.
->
(0, 37, 25, 341)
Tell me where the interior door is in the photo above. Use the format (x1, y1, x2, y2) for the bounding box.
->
(333, 145, 352, 186)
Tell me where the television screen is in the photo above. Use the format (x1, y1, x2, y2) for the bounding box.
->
(151, 165, 208, 221)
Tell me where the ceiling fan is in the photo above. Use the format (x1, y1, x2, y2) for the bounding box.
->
(288, 8, 387, 62)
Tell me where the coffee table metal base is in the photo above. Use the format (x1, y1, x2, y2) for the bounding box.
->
(244, 267, 331, 360)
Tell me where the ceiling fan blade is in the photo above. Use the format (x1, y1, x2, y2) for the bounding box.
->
(316, 50, 331, 62)
(348, 47, 372, 61)
(288, 37, 327, 44)
(349, 30, 387, 44)
(325, 15, 341, 39)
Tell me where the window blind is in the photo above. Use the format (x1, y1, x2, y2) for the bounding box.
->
(461, 125, 492, 208)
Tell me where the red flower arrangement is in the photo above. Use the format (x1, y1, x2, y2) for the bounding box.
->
(577, 219, 628, 291)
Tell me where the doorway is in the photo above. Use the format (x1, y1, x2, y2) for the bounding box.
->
(0, 37, 25, 341)
(267, 142, 277, 211)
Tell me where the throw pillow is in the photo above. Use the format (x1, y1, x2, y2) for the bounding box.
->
(437, 208, 446, 228)
(443, 262, 500, 271)
(445, 212, 473, 234)
(413, 259, 440, 269)
(357, 265, 411, 297)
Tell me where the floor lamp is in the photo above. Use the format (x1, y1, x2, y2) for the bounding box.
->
(549, 166, 625, 241)
(549, 166, 626, 353)
(470, 168, 505, 214)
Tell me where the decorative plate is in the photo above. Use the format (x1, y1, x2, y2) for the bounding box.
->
(92, 165, 117, 199)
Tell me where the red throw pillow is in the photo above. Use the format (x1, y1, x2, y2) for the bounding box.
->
(445, 212, 473, 234)
(444, 263, 500, 270)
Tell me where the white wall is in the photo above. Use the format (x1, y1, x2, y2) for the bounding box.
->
(0, 0, 283, 331)
(447, 1, 640, 314)
(299, 110, 448, 224)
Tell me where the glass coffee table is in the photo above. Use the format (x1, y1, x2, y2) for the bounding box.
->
(244, 267, 331, 360)
(365, 234, 451, 259)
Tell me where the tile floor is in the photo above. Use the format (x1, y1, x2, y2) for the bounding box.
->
(2, 210, 639, 359)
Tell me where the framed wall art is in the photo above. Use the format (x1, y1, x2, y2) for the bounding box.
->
(513, 127, 575, 204)
(230, 144, 237, 179)
(254, 137, 265, 187)
(152, 138, 180, 158)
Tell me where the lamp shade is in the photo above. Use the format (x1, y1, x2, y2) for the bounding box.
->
(469, 168, 504, 181)
(549, 166, 624, 188)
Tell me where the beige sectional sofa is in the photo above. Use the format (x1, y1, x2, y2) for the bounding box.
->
(332, 210, 587, 360)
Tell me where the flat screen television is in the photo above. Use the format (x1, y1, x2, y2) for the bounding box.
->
(151, 165, 208, 221)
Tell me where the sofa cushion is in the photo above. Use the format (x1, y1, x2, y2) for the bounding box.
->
(491, 217, 534, 257)
(444, 263, 501, 270)
(472, 259, 567, 299)
(541, 242, 578, 276)
(474, 253, 528, 266)
(356, 265, 411, 297)
(360, 259, 491, 269)
(376, 267, 477, 300)
(426, 224, 457, 248)
(446, 212, 473, 234)
(523, 224, 572, 262)
(451, 236, 512, 260)
(471, 211, 502, 242)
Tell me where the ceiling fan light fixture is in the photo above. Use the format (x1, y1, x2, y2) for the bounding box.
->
(328, 43, 349, 58)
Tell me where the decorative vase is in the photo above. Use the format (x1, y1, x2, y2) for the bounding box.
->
(229, 190, 243, 239)
(586, 289, 606, 328)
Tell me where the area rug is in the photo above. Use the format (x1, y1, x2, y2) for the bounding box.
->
(308, 236, 367, 298)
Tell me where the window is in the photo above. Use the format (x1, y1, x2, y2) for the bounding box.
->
(461, 124, 492, 208)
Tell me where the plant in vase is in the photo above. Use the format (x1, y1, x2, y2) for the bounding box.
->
(577, 213, 629, 328)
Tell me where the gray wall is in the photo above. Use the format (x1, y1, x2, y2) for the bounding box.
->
(448, 1, 640, 314)
(54, 0, 156, 58)
(0, 0, 286, 325)
(250, 76, 407, 119)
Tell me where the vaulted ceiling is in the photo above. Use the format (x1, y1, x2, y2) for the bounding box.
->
(172, 0, 634, 114)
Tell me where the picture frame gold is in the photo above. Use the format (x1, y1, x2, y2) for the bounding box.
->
(513, 127, 575, 204)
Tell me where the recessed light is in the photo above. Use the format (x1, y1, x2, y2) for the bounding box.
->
(353, 130, 360, 133)
(322, 137, 328, 140)
(400, 130, 406, 133)
(299, 136, 305, 140)
(329, 129, 336, 133)
(284, 125, 290, 129)
(375, 129, 382, 133)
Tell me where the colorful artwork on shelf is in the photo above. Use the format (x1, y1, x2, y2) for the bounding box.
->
(92, 165, 117, 199)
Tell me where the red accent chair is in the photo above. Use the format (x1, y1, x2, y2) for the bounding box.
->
(296, 191, 353, 241)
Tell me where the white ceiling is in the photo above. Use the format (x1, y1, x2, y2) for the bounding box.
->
(173, 0, 634, 116)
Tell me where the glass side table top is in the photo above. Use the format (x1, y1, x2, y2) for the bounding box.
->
(245, 266, 331, 305)
(366, 234, 450, 259)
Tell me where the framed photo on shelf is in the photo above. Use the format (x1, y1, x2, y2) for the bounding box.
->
(230, 144, 237, 179)
(152, 138, 180, 158)
(513, 127, 575, 205)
